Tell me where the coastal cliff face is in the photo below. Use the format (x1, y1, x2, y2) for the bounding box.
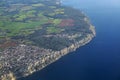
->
(0, 0, 96, 80)
(0, 28, 95, 80)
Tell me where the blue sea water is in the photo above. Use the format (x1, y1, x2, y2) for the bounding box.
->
(21, 0, 120, 80)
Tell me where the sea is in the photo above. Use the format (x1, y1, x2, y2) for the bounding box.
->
(20, 0, 120, 80)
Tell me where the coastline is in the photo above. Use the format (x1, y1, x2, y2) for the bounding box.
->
(0, 25, 95, 80)
(0, 0, 96, 79)
(20, 25, 95, 79)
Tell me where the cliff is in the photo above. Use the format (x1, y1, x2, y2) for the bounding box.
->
(0, 0, 96, 80)
(0, 27, 95, 80)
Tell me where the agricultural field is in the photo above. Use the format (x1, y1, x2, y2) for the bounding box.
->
(0, 0, 92, 50)
(0, 1, 95, 79)
(0, 0, 66, 38)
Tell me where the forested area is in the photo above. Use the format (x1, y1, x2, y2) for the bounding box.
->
(0, 0, 93, 50)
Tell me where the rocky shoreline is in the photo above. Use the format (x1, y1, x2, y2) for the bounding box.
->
(0, 25, 95, 80)
(0, 0, 96, 79)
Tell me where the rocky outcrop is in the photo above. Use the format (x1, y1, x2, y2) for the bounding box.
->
(1, 72, 16, 80)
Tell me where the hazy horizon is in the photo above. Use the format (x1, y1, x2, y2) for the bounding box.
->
(63, 0, 120, 8)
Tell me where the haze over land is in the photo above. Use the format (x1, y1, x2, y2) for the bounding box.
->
(63, 0, 120, 9)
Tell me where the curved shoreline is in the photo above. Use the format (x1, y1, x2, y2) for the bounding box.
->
(20, 26, 96, 79)
(0, 26, 95, 80)
(0, 0, 96, 79)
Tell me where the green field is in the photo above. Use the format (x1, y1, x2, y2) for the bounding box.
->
(0, 3, 65, 37)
